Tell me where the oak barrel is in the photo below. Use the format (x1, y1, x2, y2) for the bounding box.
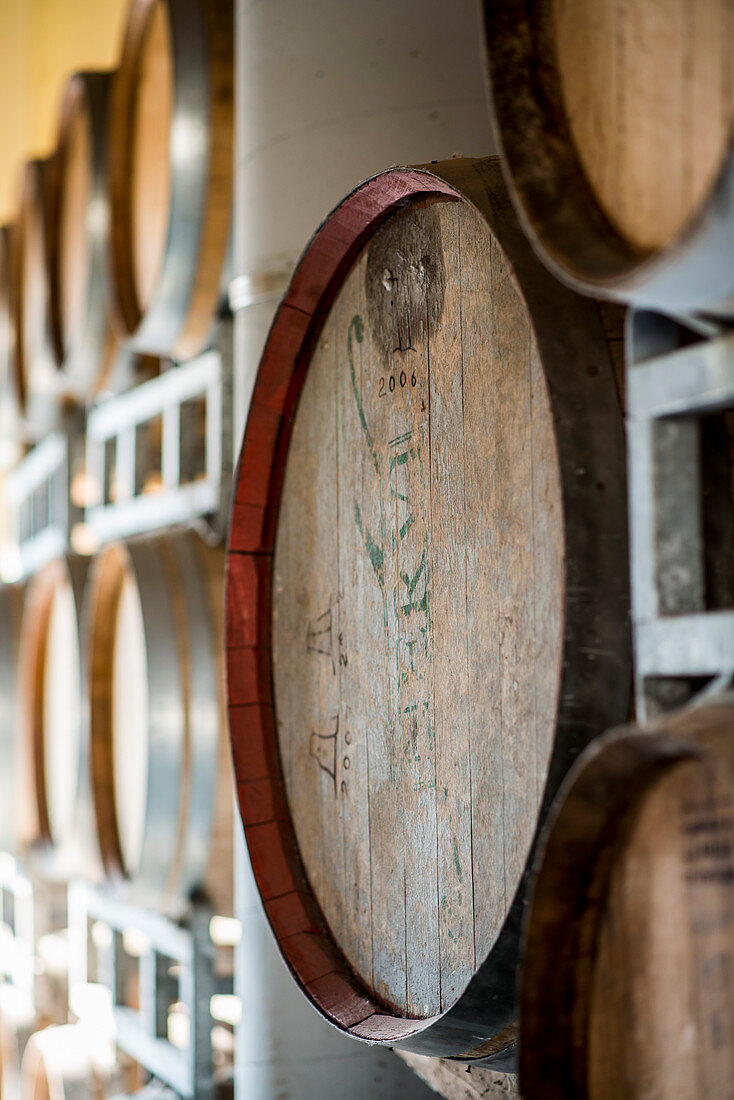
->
(18, 557, 97, 881)
(49, 73, 116, 401)
(521, 700, 734, 1100)
(225, 156, 630, 1060)
(87, 527, 233, 914)
(11, 159, 60, 432)
(484, 1, 734, 314)
(107, 0, 233, 359)
(0, 583, 25, 854)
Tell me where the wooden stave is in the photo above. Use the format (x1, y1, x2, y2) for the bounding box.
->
(482, 2, 734, 316)
(11, 159, 61, 431)
(519, 699, 734, 1100)
(49, 72, 116, 402)
(0, 583, 26, 853)
(225, 155, 630, 1060)
(107, 0, 234, 359)
(87, 528, 232, 914)
(18, 556, 97, 881)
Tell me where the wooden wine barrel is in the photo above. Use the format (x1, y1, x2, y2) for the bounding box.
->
(520, 699, 734, 1100)
(0, 583, 25, 853)
(18, 557, 97, 880)
(484, 1, 734, 314)
(107, 0, 233, 359)
(225, 155, 630, 1060)
(11, 159, 61, 431)
(49, 72, 116, 401)
(87, 527, 233, 914)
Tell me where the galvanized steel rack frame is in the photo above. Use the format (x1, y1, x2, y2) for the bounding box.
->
(627, 310, 734, 719)
(0, 856, 36, 1004)
(68, 882, 231, 1100)
(1, 418, 85, 581)
(84, 322, 234, 547)
(2, 318, 234, 582)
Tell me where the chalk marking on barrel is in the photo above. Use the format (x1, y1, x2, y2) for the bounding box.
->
(309, 714, 339, 794)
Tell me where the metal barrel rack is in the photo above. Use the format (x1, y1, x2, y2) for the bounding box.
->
(68, 883, 233, 1100)
(626, 310, 734, 719)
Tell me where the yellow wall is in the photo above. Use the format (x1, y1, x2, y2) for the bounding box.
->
(0, 0, 129, 221)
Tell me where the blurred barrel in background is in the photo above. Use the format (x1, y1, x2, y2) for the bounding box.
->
(18, 556, 97, 881)
(87, 527, 232, 915)
(108, 0, 233, 359)
(49, 72, 116, 402)
(0, 225, 24, 468)
(0, 583, 26, 854)
(520, 701, 734, 1100)
(226, 155, 629, 1060)
(483, 0, 734, 314)
(11, 159, 60, 433)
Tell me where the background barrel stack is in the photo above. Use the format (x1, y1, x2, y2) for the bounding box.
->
(0, 0, 732, 1099)
(0, 0, 243, 1096)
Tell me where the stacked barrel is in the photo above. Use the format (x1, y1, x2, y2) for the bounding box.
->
(3, 0, 734, 1098)
(222, 2, 734, 1098)
(0, 0, 236, 1095)
(0, 0, 235, 906)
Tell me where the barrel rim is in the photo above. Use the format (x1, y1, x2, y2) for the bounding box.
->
(50, 70, 116, 399)
(107, 0, 233, 359)
(20, 555, 88, 862)
(225, 155, 630, 1059)
(519, 698, 734, 1098)
(482, 0, 734, 315)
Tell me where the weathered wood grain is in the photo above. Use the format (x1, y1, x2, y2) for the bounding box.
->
(589, 757, 734, 1099)
(521, 702, 734, 1100)
(396, 1051, 519, 1100)
(271, 198, 564, 1017)
(554, 0, 734, 252)
(484, 1, 734, 313)
(226, 156, 629, 1056)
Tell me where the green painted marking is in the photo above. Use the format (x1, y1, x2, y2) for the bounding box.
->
(453, 837, 463, 883)
(354, 503, 384, 587)
(401, 551, 428, 616)
(347, 314, 379, 476)
(389, 430, 413, 449)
